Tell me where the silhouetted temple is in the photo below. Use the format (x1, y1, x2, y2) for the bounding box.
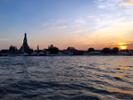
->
(19, 33, 32, 54)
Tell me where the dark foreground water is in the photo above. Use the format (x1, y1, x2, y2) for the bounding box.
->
(0, 56, 133, 100)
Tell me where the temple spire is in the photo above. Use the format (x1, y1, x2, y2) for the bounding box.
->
(24, 33, 27, 40)
(23, 33, 28, 45)
(20, 33, 32, 53)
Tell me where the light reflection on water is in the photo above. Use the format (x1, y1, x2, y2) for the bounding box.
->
(0, 56, 133, 100)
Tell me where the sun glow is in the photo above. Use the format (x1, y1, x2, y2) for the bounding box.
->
(127, 0, 133, 4)
(118, 42, 128, 50)
(119, 45, 128, 50)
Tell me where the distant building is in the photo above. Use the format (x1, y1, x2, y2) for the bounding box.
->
(0, 49, 9, 56)
(19, 33, 33, 54)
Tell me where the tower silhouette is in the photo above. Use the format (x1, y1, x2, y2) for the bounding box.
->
(20, 33, 32, 53)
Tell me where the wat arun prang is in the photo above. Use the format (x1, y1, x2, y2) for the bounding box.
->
(19, 33, 33, 54)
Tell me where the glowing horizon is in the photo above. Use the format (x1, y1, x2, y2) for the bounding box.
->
(0, 0, 133, 50)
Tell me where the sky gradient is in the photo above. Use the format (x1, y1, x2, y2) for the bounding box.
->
(0, 0, 133, 50)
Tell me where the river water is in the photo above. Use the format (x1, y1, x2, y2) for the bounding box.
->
(0, 56, 133, 100)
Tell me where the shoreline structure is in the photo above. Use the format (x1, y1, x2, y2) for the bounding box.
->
(0, 33, 133, 56)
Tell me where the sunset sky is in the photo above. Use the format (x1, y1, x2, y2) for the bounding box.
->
(0, 0, 133, 50)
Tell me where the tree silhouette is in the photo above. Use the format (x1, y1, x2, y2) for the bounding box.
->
(112, 47, 119, 54)
(102, 48, 111, 54)
(88, 48, 95, 52)
(9, 45, 18, 54)
(48, 44, 59, 54)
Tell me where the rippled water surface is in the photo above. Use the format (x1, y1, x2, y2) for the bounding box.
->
(0, 56, 133, 100)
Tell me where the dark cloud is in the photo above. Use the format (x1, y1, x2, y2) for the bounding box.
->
(128, 43, 133, 46)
